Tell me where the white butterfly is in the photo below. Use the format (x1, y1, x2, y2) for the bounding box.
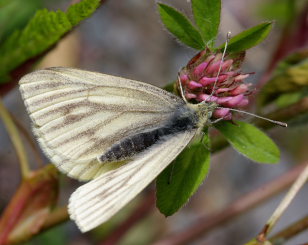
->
(19, 67, 218, 232)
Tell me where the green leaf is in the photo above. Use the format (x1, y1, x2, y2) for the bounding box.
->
(163, 81, 176, 93)
(257, 51, 308, 126)
(258, 50, 308, 107)
(156, 135, 211, 216)
(218, 22, 273, 53)
(191, 0, 221, 46)
(215, 121, 280, 164)
(158, 3, 204, 50)
(0, 0, 42, 41)
(0, 0, 100, 84)
(274, 89, 308, 108)
(67, 0, 100, 26)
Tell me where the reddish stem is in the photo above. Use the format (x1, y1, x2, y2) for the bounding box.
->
(154, 163, 307, 245)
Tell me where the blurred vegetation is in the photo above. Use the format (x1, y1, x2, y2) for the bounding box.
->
(0, 0, 307, 244)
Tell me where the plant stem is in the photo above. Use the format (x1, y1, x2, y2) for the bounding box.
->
(41, 207, 69, 231)
(9, 111, 44, 167)
(0, 98, 30, 178)
(269, 215, 308, 244)
(153, 163, 307, 245)
(257, 162, 308, 242)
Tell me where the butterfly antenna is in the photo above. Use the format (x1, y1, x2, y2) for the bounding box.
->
(217, 107, 288, 127)
(178, 74, 188, 103)
(205, 32, 231, 103)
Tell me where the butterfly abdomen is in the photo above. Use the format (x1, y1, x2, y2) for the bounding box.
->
(99, 105, 198, 163)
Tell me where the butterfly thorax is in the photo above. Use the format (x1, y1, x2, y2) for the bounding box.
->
(188, 102, 218, 134)
(98, 104, 199, 163)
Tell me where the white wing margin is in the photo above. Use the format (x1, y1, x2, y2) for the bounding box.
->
(68, 130, 196, 232)
(19, 67, 183, 180)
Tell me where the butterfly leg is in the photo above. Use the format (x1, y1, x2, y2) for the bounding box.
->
(200, 131, 211, 152)
(211, 117, 225, 124)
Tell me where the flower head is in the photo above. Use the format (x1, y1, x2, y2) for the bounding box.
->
(178, 49, 252, 120)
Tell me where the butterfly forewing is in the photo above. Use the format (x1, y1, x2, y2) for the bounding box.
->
(19, 67, 184, 180)
(68, 130, 196, 232)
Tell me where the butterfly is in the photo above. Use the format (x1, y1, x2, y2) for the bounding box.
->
(19, 67, 219, 232)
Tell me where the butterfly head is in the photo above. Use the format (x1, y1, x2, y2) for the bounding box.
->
(188, 101, 218, 129)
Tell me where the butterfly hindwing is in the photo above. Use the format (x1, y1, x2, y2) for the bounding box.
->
(68, 130, 196, 232)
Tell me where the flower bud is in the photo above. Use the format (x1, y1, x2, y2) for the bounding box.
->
(178, 49, 251, 120)
(187, 81, 203, 89)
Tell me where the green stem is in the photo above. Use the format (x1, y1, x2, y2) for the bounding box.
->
(0, 98, 30, 178)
